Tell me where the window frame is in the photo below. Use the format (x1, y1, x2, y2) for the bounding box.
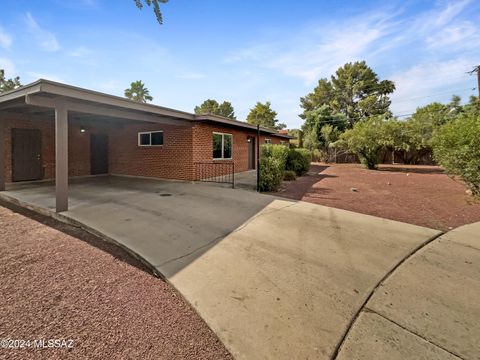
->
(212, 132, 233, 160)
(265, 138, 272, 144)
(138, 131, 164, 147)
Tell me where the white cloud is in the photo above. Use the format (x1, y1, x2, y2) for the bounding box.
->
(0, 26, 12, 50)
(426, 22, 480, 49)
(226, 9, 401, 84)
(432, 0, 472, 27)
(24, 12, 60, 52)
(390, 58, 476, 115)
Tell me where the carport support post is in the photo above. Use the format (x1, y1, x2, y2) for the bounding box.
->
(256, 124, 260, 192)
(55, 105, 68, 212)
(0, 120, 4, 191)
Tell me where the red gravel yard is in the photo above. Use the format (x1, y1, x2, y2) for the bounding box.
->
(276, 163, 480, 231)
(0, 204, 232, 360)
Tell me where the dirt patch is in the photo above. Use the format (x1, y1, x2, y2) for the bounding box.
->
(276, 163, 480, 231)
(0, 204, 232, 360)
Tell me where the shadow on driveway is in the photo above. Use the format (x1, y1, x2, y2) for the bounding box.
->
(275, 164, 335, 200)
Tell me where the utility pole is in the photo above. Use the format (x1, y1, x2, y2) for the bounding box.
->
(468, 65, 480, 98)
(477, 65, 480, 99)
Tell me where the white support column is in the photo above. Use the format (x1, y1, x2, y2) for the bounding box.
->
(0, 120, 4, 192)
(55, 105, 68, 212)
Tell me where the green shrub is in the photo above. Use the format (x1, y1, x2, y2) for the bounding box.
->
(283, 170, 297, 181)
(311, 149, 328, 162)
(259, 157, 284, 192)
(286, 148, 311, 176)
(432, 114, 480, 195)
(259, 144, 289, 192)
(261, 144, 289, 168)
(339, 116, 384, 169)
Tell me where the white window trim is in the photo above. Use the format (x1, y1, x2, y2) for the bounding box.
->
(138, 131, 164, 147)
(265, 138, 272, 144)
(213, 132, 233, 160)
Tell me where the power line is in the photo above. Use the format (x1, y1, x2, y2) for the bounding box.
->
(392, 87, 477, 103)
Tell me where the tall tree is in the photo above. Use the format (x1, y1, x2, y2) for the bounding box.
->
(246, 101, 286, 130)
(134, 0, 168, 24)
(0, 69, 21, 94)
(300, 61, 395, 126)
(194, 99, 236, 119)
(124, 80, 153, 103)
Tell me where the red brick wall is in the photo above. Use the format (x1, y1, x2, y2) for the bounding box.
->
(2, 114, 55, 182)
(108, 122, 194, 181)
(2, 114, 115, 182)
(2, 114, 287, 183)
(192, 123, 285, 176)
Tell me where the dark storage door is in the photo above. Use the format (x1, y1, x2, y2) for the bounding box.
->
(248, 137, 255, 170)
(12, 128, 43, 182)
(90, 134, 108, 175)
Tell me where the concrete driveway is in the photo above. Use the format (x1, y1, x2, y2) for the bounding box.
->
(2, 176, 478, 359)
(3, 176, 274, 277)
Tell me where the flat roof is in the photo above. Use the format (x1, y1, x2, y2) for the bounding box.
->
(0, 79, 292, 138)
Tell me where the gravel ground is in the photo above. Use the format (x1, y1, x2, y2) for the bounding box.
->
(276, 163, 480, 231)
(0, 204, 232, 360)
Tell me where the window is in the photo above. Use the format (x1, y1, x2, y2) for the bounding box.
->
(213, 132, 233, 159)
(138, 131, 164, 146)
(265, 139, 272, 144)
(280, 140, 286, 145)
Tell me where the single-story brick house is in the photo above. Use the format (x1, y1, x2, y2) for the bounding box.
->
(0, 79, 290, 212)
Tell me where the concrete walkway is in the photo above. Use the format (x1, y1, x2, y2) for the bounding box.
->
(1, 177, 478, 359)
(169, 200, 441, 359)
(337, 222, 480, 359)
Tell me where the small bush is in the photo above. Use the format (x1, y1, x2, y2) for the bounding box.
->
(261, 144, 289, 168)
(259, 157, 284, 192)
(259, 144, 289, 192)
(311, 149, 328, 162)
(286, 148, 311, 176)
(339, 116, 383, 169)
(283, 170, 297, 181)
(432, 114, 480, 195)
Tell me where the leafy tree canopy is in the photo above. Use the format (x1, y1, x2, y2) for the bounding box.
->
(0, 69, 21, 94)
(124, 80, 153, 103)
(301, 105, 348, 150)
(338, 116, 386, 169)
(300, 61, 395, 125)
(194, 99, 236, 119)
(247, 101, 286, 130)
(134, 0, 168, 24)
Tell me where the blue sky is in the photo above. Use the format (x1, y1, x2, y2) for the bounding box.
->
(0, 0, 479, 128)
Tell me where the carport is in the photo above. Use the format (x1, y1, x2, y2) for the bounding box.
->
(0, 79, 194, 212)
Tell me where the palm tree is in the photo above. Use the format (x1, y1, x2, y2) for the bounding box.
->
(124, 80, 153, 103)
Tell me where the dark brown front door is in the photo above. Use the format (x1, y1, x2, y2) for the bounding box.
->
(248, 137, 255, 170)
(90, 134, 108, 175)
(12, 128, 42, 182)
